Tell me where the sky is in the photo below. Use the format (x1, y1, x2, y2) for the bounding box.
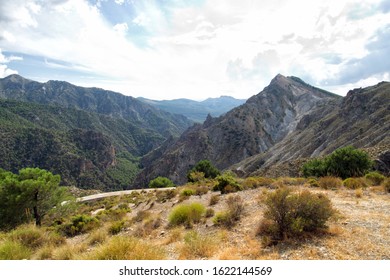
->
(0, 0, 389, 100)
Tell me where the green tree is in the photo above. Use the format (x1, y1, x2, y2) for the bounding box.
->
(149, 176, 175, 188)
(187, 160, 220, 182)
(301, 146, 372, 179)
(0, 168, 70, 229)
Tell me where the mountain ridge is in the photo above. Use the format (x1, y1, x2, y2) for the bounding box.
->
(134, 74, 344, 187)
(137, 95, 246, 123)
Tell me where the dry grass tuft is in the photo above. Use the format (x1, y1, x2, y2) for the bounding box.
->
(84, 236, 166, 260)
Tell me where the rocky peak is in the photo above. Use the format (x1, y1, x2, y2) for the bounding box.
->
(134, 75, 341, 187)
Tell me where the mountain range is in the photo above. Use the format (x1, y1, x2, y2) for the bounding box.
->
(138, 96, 246, 123)
(134, 74, 390, 187)
(0, 75, 193, 190)
(0, 74, 389, 190)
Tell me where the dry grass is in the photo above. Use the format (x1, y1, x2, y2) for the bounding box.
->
(83, 236, 166, 260)
(1, 177, 389, 260)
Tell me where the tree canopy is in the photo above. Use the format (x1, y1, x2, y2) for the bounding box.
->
(0, 168, 70, 230)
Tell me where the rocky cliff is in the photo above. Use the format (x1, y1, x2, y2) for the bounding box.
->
(133, 74, 341, 187)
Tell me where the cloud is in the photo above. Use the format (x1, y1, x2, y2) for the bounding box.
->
(0, 48, 21, 77)
(0, 0, 389, 99)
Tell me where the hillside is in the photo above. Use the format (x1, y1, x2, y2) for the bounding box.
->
(1, 179, 389, 260)
(232, 81, 390, 178)
(138, 96, 246, 123)
(0, 75, 194, 190)
(0, 74, 192, 138)
(134, 74, 341, 187)
(0, 99, 166, 190)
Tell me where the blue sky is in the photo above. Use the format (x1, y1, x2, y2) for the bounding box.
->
(0, 0, 389, 100)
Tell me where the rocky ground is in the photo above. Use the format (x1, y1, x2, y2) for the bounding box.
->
(72, 184, 390, 260)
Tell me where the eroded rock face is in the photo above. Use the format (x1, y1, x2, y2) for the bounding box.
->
(134, 74, 340, 187)
(232, 81, 390, 178)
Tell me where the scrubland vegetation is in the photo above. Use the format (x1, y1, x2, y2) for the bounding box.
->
(0, 149, 389, 260)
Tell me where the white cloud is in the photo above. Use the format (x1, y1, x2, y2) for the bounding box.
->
(113, 22, 128, 35)
(0, 0, 388, 99)
(0, 48, 20, 77)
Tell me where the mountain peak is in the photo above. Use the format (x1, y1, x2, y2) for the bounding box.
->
(3, 74, 31, 83)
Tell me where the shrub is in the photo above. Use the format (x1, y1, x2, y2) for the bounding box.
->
(168, 203, 206, 228)
(308, 178, 320, 188)
(213, 172, 242, 194)
(242, 177, 274, 189)
(258, 188, 334, 241)
(209, 194, 220, 206)
(187, 171, 206, 183)
(187, 160, 220, 182)
(213, 195, 245, 228)
(59, 214, 99, 237)
(181, 188, 195, 197)
(205, 208, 215, 218)
(149, 176, 175, 188)
(325, 146, 372, 179)
(302, 146, 373, 179)
(365, 171, 385, 186)
(302, 158, 327, 177)
(318, 176, 343, 190)
(134, 216, 162, 237)
(108, 220, 125, 235)
(195, 185, 209, 196)
(156, 189, 177, 203)
(343, 178, 368, 189)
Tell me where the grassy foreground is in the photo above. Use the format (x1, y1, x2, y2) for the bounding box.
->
(1, 176, 389, 260)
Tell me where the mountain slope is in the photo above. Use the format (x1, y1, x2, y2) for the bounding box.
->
(134, 74, 341, 187)
(138, 96, 247, 123)
(232, 81, 390, 177)
(0, 99, 166, 190)
(0, 74, 194, 190)
(0, 74, 192, 138)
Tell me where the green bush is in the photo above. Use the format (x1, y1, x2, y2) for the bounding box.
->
(302, 146, 373, 179)
(302, 159, 327, 177)
(168, 203, 206, 228)
(60, 214, 99, 237)
(258, 188, 334, 241)
(149, 176, 175, 188)
(108, 220, 125, 235)
(187, 160, 220, 182)
(365, 171, 385, 186)
(181, 189, 196, 197)
(343, 178, 368, 189)
(213, 172, 242, 194)
(326, 146, 372, 179)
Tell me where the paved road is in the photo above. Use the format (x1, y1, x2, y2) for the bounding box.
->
(76, 187, 175, 202)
